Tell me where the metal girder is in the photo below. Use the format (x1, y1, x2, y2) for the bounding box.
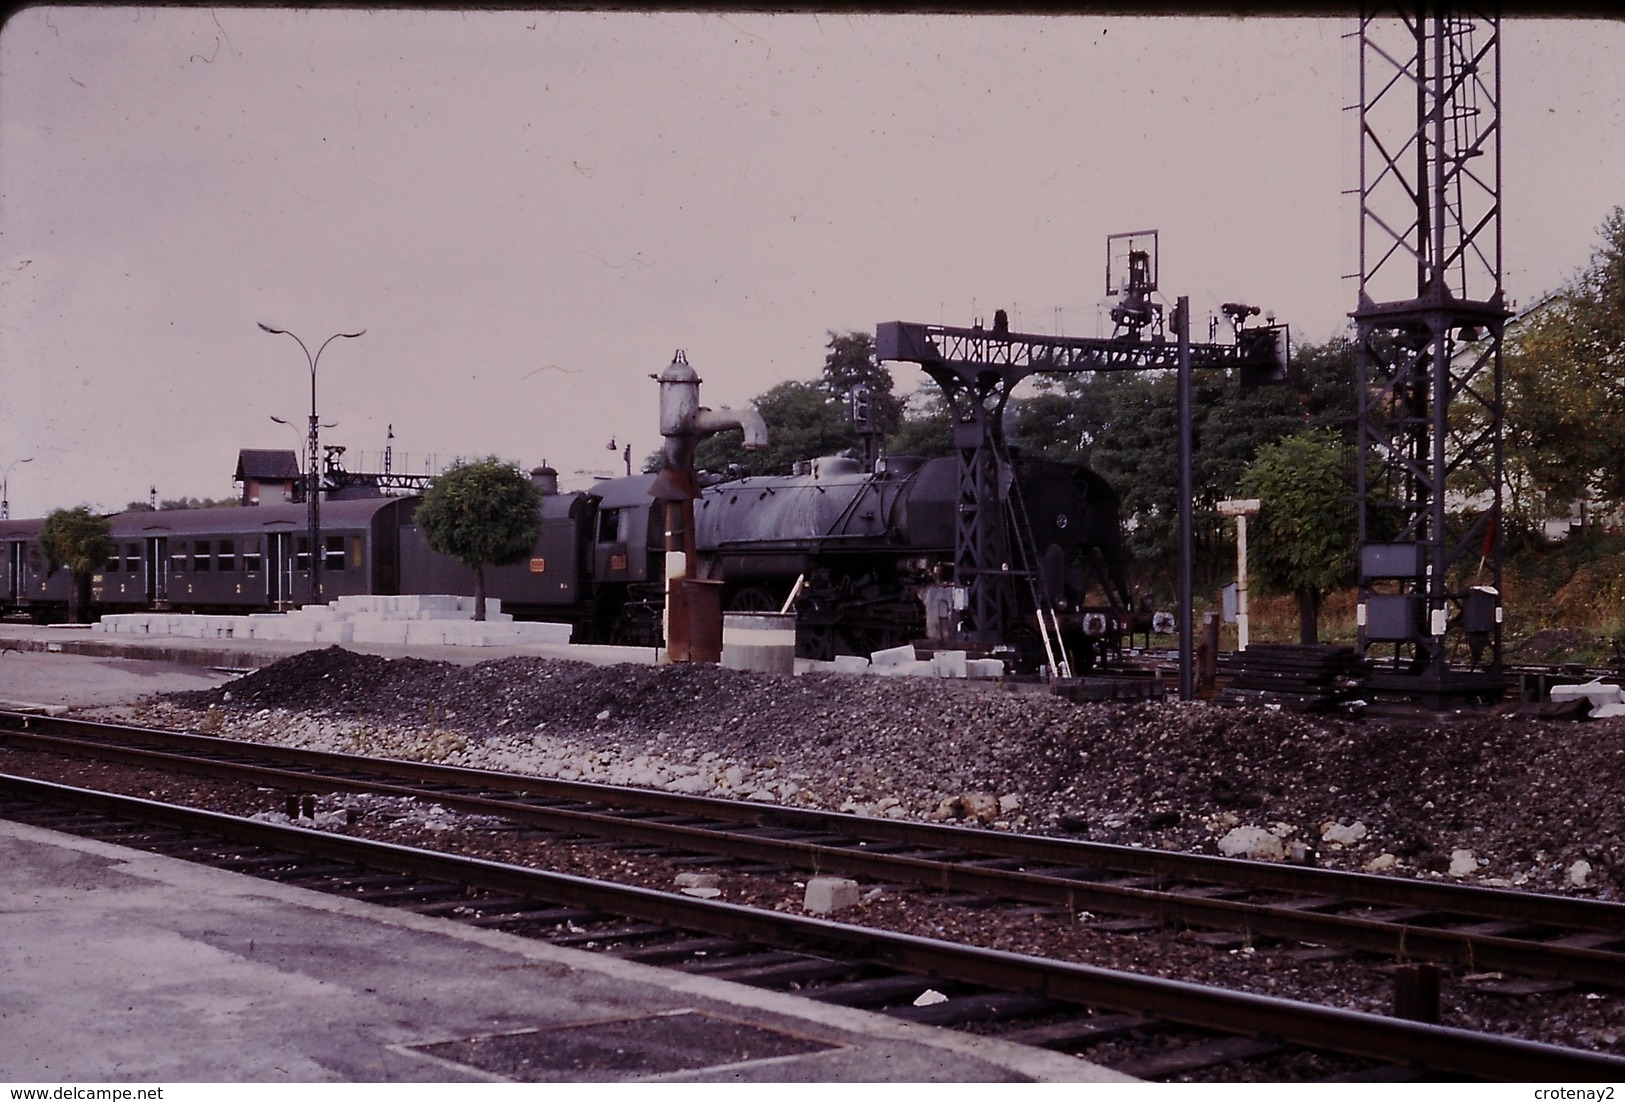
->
(1353, 3, 1507, 703)
(877, 316, 1286, 653)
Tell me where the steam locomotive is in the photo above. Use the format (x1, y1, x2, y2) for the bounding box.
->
(0, 452, 1133, 668)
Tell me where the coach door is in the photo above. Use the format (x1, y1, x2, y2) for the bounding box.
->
(144, 537, 169, 604)
(6, 540, 24, 602)
(267, 532, 293, 608)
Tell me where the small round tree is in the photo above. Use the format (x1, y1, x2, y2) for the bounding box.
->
(38, 506, 116, 624)
(1236, 430, 1359, 644)
(414, 457, 542, 621)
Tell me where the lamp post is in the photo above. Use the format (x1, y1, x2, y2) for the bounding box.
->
(269, 416, 337, 482)
(258, 324, 365, 605)
(2, 457, 33, 520)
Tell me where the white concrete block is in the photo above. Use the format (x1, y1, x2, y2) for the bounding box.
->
(315, 622, 354, 643)
(967, 658, 1005, 680)
(803, 876, 861, 915)
(352, 624, 410, 646)
(869, 643, 917, 669)
(515, 621, 573, 644)
(403, 622, 447, 645)
(878, 659, 936, 677)
(1551, 681, 1624, 707)
(831, 654, 871, 674)
(932, 650, 968, 679)
(1590, 702, 1625, 719)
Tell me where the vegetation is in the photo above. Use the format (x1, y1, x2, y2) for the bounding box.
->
(1236, 431, 1360, 643)
(1502, 206, 1625, 528)
(123, 496, 242, 512)
(413, 457, 541, 621)
(692, 331, 905, 476)
(38, 506, 115, 624)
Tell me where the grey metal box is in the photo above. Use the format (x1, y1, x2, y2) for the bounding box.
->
(1362, 543, 1426, 579)
(1366, 594, 1421, 641)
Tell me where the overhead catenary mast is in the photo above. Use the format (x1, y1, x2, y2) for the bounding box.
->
(1350, 3, 1507, 704)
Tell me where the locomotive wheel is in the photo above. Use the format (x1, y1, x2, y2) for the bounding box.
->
(726, 586, 780, 612)
(796, 624, 838, 661)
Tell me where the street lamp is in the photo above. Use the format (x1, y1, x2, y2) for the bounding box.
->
(269, 416, 337, 478)
(258, 323, 365, 605)
(2, 457, 33, 520)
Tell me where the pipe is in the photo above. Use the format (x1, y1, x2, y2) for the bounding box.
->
(693, 405, 769, 450)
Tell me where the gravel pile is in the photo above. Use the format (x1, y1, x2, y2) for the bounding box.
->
(157, 645, 1625, 898)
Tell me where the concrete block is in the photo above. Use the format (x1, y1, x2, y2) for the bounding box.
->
(405, 622, 450, 646)
(832, 654, 871, 675)
(1590, 702, 1625, 719)
(932, 650, 968, 679)
(352, 624, 409, 646)
(966, 658, 1005, 679)
(1551, 681, 1624, 707)
(803, 876, 861, 915)
(514, 621, 573, 644)
(870, 643, 917, 669)
(315, 622, 354, 644)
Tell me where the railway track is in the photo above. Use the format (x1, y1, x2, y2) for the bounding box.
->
(4, 709, 1624, 995)
(5, 769, 1624, 1082)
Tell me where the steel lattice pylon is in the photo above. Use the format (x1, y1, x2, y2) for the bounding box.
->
(1352, 2, 1508, 703)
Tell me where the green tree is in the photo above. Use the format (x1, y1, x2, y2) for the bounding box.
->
(1499, 208, 1625, 527)
(413, 457, 542, 621)
(38, 506, 115, 624)
(888, 388, 955, 458)
(692, 380, 858, 476)
(821, 330, 903, 437)
(1236, 430, 1360, 643)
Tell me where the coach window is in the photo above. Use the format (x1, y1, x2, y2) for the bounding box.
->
(324, 535, 346, 571)
(193, 540, 212, 571)
(347, 535, 364, 569)
(217, 539, 237, 572)
(125, 543, 141, 572)
(294, 537, 310, 571)
(171, 541, 188, 574)
(242, 538, 262, 574)
(598, 508, 621, 543)
(105, 546, 120, 573)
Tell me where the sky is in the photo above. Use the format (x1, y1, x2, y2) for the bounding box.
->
(2, 6, 1623, 515)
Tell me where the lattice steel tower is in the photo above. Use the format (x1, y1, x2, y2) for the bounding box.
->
(1352, 3, 1508, 704)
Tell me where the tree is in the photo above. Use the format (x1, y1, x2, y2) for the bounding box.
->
(38, 506, 115, 624)
(888, 388, 955, 458)
(692, 379, 858, 476)
(413, 457, 541, 621)
(1236, 430, 1360, 643)
(1498, 207, 1625, 526)
(821, 330, 903, 437)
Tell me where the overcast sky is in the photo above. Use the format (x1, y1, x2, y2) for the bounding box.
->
(2, 7, 1622, 515)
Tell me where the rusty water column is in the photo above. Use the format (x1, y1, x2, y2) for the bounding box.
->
(648, 350, 767, 662)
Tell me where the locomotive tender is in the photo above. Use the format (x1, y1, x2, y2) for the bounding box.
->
(1, 453, 1133, 668)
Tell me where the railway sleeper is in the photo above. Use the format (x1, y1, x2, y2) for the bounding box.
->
(803, 973, 960, 1008)
(997, 1012, 1156, 1050)
(884, 991, 1059, 1028)
(677, 949, 812, 976)
(466, 906, 607, 929)
(1111, 1036, 1287, 1081)
(704, 957, 863, 987)
(611, 935, 754, 965)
